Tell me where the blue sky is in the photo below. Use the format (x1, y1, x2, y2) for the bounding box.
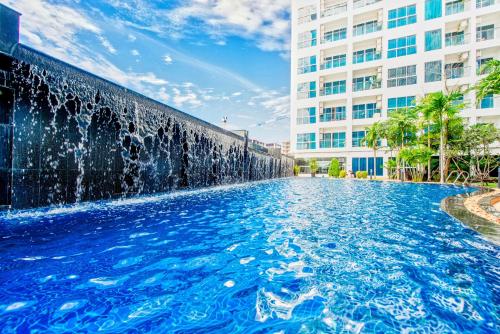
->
(3, 0, 291, 143)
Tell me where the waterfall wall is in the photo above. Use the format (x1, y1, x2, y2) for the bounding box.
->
(0, 46, 293, 210)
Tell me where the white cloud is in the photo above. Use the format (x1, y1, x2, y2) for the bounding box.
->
(232, 92, 242, 97)
(98, 36, 117, 54)
(248, 90, 290, 127)
(163, 54, 173, 65)
(131, 49, 140, 56)
(127, 33, 137, 42)
(172, 87, 202, 108)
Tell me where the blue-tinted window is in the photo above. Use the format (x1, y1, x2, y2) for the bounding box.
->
(388, 35, 417, 58)
(297, 107, 316, 125)
(353, 103, 380, 119)
(297, 81, 316, 99)
(297, 133, 316, 150)
(480, 94, 494, 109)
(388, 96, 416, 113)
(320, 106, 346, 122)
(323, 28, 347, 43)
(352, 131, 366, 147)
(320, 132, 346, 148)
(297, 56, 317, 74)
(425, 29, 442, 51)
(425, 0, 442, 20)
(388, 5, 417, 29)
(322, 80, 346, 95)
(321, 54, 346, 70)
(353, 48, 380, 64)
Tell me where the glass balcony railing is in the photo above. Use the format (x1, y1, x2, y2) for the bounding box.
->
(476, 0, 495, 8)
(445, 1, 465, 15)
(445, 32, 468, 46)
(352, 77, 381, 92)
(353, 21, 382, 37)
(320, 86, 346, 96)
(321, 2, 347, 18)
(320, 58, 347, 70)
(444, 64, 470, 79)
(353, 0, 382, 9)
(352, 50, 381, 64)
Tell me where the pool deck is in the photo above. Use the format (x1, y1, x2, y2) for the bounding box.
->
(441, 188, 500, 245)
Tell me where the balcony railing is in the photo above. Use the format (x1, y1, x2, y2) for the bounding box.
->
(320, 58, 347, 70)
(445, 32, 469, 46)
(353, 0, 382, 9)
(321, 2, 347, 18)
(476, 0, 495, 8)
(352, 50, 382, 64)
(444, 64, 470, 79)
(445, 0, 465, 15)
(320, 87, 346, 96)
(352, 79, 381, 92)
(353, 21, 382, 37)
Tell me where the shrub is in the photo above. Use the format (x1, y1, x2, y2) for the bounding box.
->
(339, 170, 347, 178)
(355, 171, 362, 178)
(293, 165, 300, 176)
(309, 159, 319, 177)
(356, 171, 368, 179)
(328, 158, 340, 177)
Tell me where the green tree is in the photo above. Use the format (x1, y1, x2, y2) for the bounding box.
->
(416, 91, 465, 183)
(451, 123, 500, 184)
(398, 146, 434, 182)
(293, 164, 300, 176)
(362, 121, 384, 172)
(327, 158, 340, 177)
(309, 159, 319, 177)
(474, 59, 500, 102)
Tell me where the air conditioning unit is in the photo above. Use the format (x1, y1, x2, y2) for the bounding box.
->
(459, 20, 468, 31)
(459, 52, 469, 61)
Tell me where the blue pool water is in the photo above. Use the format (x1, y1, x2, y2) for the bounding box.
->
(0, 179, 498, 333)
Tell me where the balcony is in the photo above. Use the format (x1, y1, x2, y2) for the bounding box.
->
(445, 63, 470, 79)
(352, 76, 381, 92)
(476, 0, 495, 8)
(445, 31, 469, 46)
(445, 0, 466, 15)
(476, 25, 497, 42)
(320, 55, 347, 70)
(321, 2, 347, 18)
(353, 49, 381, 64)
(353, 21, 382, 37)
(353, 0, 382, 10)
(322, 28, 347, 44)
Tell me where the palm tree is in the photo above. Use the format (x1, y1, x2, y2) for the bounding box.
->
(362, 121, 383, 176)
(474, 59, 500, 102)
(417, 91, 465, 183)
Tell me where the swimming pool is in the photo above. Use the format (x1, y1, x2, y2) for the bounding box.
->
(0, 179, 498, 333)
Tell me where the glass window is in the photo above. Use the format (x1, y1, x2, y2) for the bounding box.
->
(476, 25, 494, 42)
(297, 133, 316, 150)
(298, 30, 317, 49)
(445, 31, 465, 46)
(479, 94, 494, 109)
(320, 132, 346, 148)
(297, 56, 317, 74)
(477, 57, 493, 74)
(388, 65, 417, 87)
(353, 48, 380, 64)
(445, 62, 465, 79)
(321, 81, 346, 96)
(388, 5, 417, 29)
(297, 107, 316, 125)
(388, 35, 417, 58)
(425, 0, 442, 20)
(353, 103, 379, 119)
(323, 28, 347, 43)
(321, 54, 346, 70)
(297, 81, 316, 99)
(352, 76, 380, 91)
(298, 5, 317, 24)
(476, 0, 494, 8)
(446, 0, 464, 15)
(425, 60, 442, 82)
(352, 131, 366, 147)
(425, 29, 442, 51)
(320, 106, 346, 122)
(388, 96, 416, 113)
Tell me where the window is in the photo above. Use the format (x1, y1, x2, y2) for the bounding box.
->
(353, 76, 380, 91)
(479, 94, 494, 109)
(425, 60, 442, 82)
(477, 57, 493, 74)
(352, 131, 366, 147)
(476, 0, 494, 8)
(297, 133, 316, 150)
(353, 103, 380, 119)
(425, 0, 442, 20)
(388, 35, 417, 58)
(425, 29, 442, 51)
(321, 54, 346, 70)
(298, 81, 316, 99)
(451, 94, 464, 106)
(320, 106, 346, 122)
(320, 132, 346, 148)
(298, 5, 317, 24)
(298, 30, 317, 49)
(352, 157, 384, 176)
(323, 28, 347, 43)
(298, 56, 317, 74)
(353, 48, 380, 64)
(353, 20, 380, 37)
(445, 31, 465, 46)
(297, 107, 316, 125)
(388, 65, 417, 87)
(353, 0, 382, 9)
(388, 96, 416, 113)
(445, 62, 465, 79)
(322, 1, 347, 17)
(321, 80, 346, 96)
(388, 5, 417, 29)
(476, 25, 494, 42)
(446, 0, 464, 15)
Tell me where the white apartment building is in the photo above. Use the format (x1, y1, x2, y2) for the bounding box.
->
(290, 0, 500, 176)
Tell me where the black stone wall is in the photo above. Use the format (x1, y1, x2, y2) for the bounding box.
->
(0, 46, 293, 210)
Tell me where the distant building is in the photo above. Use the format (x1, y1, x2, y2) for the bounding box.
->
(281, 141, 291, 156)
(291, 0, 500, 176)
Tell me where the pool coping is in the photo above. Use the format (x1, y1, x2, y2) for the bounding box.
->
(441, 188, 500, 246)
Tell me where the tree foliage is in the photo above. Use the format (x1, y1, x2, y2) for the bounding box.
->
(474, 59, 500, 102)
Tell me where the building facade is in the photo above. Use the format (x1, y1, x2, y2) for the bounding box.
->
(290, 0, 500, 176)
